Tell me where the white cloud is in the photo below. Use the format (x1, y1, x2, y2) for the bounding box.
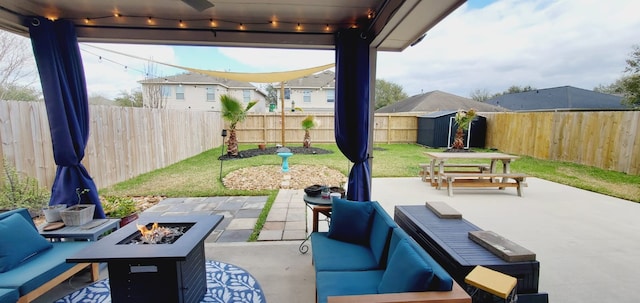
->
(377, 0, 640, 97)
(81, 44, 178, 99)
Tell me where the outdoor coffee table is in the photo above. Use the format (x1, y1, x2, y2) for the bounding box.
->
(39, 218, 121, 241)
(394, 205, 548, 302)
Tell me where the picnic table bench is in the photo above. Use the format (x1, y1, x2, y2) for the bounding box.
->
(418, 163, 490, 182)
(439, 172, 529, 197)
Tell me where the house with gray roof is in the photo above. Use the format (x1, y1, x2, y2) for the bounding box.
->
(375, 90, 507, 114)
(139, 73, 267, 112)
(485, 86, 627, 111)
(273, 70, 335, 112)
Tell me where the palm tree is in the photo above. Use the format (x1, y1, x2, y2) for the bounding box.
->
(451, 109, 476, 150)
(301, 115, 316, 148)
(220, 94, 258, 156)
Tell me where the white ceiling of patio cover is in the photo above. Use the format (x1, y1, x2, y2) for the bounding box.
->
(0, 0, 466, 51)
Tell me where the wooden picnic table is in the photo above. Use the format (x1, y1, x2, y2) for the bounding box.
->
(424, 152, 521, 191)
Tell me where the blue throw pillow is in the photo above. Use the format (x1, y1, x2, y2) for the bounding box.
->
(378, 240, 434, 293)
(0, 213, 53, 273)
(327, 198, 374, 245)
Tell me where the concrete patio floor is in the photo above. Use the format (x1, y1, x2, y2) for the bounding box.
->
(35, 177, 639, 303)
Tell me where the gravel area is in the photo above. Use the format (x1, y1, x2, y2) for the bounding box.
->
(221, 146, 346, 190)
(223, 165, 347, 190)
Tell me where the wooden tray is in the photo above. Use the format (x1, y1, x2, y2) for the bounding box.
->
(43, 222, 65, 231)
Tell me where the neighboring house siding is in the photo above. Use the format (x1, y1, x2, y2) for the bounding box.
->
(275, 70, 336, 112)
(139, 73, 267, 112)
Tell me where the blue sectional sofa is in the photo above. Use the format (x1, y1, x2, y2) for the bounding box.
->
(310, 198, 471, 303)
(0, 208, 98, 303)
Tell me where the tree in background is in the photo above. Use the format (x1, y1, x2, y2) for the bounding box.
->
(469, 88, 491, 102)
(375, 79, 408, 110)
(594, 44, 640, 107)
(0, 31, 37, 101)
(0, 85, 40, 101)
(114, 89, 143, 107)
(472, 85, 537, 101)
(503, 85, 536, 94)
(594, 78, 625, 95)
(142, 62, 166, 108)
(220, 94, 257, 156)
(621, 45, 640, 107)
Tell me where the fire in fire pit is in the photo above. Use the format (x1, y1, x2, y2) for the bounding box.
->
(117, 222, 193, 245)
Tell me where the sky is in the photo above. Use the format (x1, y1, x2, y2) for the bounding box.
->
(65, 0, 640, 99)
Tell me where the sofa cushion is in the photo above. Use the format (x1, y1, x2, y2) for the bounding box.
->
(387, 228, 454, 291)
(327, 198, 373, 245)
(378, 240, 434, 293)
(311, 232, 379, 271)
(316, 270, 384, 303)
(0, 213, 52, 273)
(0, 288, 19, 303)
(0, 242, 90, 294)
(368, 202, 397, 267)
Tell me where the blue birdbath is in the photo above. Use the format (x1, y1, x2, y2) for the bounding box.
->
(277, 152, 293, 172)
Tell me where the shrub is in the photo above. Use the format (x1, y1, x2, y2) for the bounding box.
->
(101, 196, 137, 218)
(0, 158, 50, 215)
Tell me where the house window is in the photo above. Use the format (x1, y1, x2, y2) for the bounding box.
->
(303, 90, 311, 102)
(206, 87, 215, 101)
(161, 85, 171, 97)
(326, 89, 335, 103)
(243, 90, 251, 102)
(176, 85, 184, 100)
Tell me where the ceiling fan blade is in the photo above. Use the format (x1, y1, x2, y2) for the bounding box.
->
(181, 0, 214, 12)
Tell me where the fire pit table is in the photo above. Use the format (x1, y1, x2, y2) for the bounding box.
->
(68, 214, 222, 303)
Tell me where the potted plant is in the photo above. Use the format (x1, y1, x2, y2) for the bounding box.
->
(101, 196, 139, 227)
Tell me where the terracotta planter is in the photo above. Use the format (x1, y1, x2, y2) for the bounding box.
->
(258, 144, 266, 150)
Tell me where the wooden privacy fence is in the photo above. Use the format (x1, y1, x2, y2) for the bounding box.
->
(482, 111, 640, 175)
(0, 101, 222, 189)
(3, 100, 638, 191)
(233, 113, 418, 145)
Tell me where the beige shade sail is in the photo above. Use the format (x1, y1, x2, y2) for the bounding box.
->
(84, 44, 335, 83)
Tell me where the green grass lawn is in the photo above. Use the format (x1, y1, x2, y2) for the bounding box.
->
(100, 143, 640, 241)
(101, 143, 639, 202)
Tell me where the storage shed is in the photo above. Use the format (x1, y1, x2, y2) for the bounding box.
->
(417, 111, 487, 148)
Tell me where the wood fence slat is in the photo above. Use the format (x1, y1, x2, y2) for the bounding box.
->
(2, 101, 639, 191)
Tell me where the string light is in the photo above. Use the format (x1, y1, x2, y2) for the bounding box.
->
(80, 47, 162, 79)
(72, 13, 369, 32)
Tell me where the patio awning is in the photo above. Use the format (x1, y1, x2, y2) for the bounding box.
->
(84, 44, 334, 83)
